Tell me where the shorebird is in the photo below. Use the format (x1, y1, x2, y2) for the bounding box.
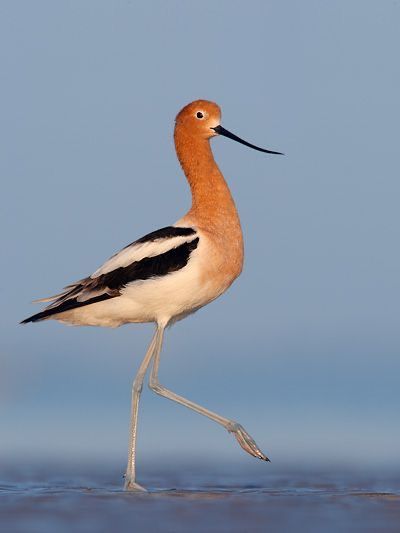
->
(22, 100, 283, 491)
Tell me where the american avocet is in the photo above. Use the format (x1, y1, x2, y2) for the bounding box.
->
(22, 100, 283, 491)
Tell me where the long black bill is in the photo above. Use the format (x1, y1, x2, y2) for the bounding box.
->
(211, 125, 283, 155)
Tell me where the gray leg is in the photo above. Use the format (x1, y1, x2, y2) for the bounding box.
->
(149, 325, 269, 462)
(124, 327, 159, 491)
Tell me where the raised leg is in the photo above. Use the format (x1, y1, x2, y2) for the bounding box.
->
(149, 325, 269, 462)
(124, 327, 159, 491)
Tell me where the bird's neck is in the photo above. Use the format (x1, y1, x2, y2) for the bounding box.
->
(174, 127, 241, 234)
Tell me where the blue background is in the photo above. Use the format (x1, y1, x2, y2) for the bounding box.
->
(2, 1, 399, 471)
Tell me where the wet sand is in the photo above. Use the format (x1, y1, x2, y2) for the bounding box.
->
(1, 462, 400, 532)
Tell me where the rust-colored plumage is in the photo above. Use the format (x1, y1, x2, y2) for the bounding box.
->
(175, 100, 244, 290)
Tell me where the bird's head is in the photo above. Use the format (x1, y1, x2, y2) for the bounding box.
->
(175, 99, 283, 154)
(175, 100, 221, 139)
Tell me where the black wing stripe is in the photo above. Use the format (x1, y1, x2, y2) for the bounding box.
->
(97, 237, 199, 290)
(21, 237, 199, 323)
(123, 226, 196, 249)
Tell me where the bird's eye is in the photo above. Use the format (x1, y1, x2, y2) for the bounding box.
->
(196, 111, 204, 119)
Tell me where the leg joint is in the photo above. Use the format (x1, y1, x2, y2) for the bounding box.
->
(149, 379, 164, 396)
(132, 380, 143, 394)
(226, 421, 241, 433)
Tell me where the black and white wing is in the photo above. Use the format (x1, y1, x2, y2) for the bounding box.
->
(21, 226, 199, 323)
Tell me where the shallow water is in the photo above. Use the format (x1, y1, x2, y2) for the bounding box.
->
(1, 462, 400, 532)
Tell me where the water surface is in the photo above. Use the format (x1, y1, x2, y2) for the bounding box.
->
(1, 462, 399, 532)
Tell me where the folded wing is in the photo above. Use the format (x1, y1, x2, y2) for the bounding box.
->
(21, 226, 199, 323)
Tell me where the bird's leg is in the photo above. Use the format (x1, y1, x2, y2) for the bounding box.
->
(149, 326, 269, 462)
(124, 328, 159, 492)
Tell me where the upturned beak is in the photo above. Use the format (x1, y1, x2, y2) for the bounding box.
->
(211, 125, 283, 155)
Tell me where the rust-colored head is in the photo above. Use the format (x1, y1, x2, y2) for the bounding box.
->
(175, 100, 221, 139)
(175, 99, 284, 155)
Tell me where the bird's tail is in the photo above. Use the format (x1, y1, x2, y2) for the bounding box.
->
(20, 308, 60, 324)
(21, 292, 112, 324)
